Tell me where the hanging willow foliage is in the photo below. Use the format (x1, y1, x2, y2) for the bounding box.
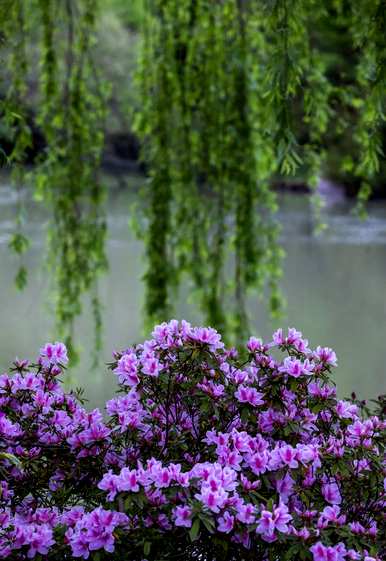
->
(351, 0, 386, 215)
(2, 0, 109, 363)
(35, 0, 109, 362)
(135, 0, 386, 343)
(1, 0, 31, 289)
(135, 0, 305, 342)
(135, 0, 285, 343)
(2, 0, 386, 355)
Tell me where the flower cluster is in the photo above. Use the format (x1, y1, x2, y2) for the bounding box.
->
(0, 324, 384, 560)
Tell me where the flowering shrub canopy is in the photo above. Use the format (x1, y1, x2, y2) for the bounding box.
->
(0, 321, 385, 560)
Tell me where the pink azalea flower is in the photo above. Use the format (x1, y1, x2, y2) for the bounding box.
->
(217, 511, 234, 533)
(173, 505, 192, 528)
(235, 502, 256, 524)
(322, 481, 342, 505)
(234, 385, 264, 407)
(313, 346, 338, 367)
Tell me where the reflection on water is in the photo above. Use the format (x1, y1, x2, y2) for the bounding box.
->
(0, 173, 385, 408)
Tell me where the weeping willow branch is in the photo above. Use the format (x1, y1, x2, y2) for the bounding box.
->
(34, 0, 108, 363)
(135, 1, 174, 329)
(3, 1, 31, 290)
(136, 0, 285, 343)
(3, 0, 386, 358)
(261, 0, 307, 175)
(352, 0, 386, 215)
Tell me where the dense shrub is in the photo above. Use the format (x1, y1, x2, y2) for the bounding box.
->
(0, 321, 385, 560)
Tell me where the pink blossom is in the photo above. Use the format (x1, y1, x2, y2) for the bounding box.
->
(142, 356, 163, 377)
(322, 481, 342, 505)
(245, 451, 268, 475)
(278, 445, 299, 468)
(98, 471, 120, 501)
(275, 473, 294, 502)
(336, 400, 358, 419)
(313, 346, 338, 367)
(39, 342, 68, 367)
(256, 503, 292, 541)
(310, 542, 347, 561)
(279, 357, 314, 378)
(247, 337, 267, 353)
(217, 511, 234, 533)
(113, 352, 139, 386)
(309, 382, 336, 399)
(190, 326, 223, 350)
(194, 486, 228, 514)
(234, 385, 264, 407)
(173, 505, 192, 528)
(118, 468, 140, 492)
(235, 502, 256, 524)
(318, 505, 346, 528)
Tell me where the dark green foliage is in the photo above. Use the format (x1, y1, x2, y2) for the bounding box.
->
(351, 0, 386, 214)
(135, 0, 386, 342)
(3, 0, 109, 362)
(36, 0, 109, 361)
(2, 1, 32, 289)
(135, 0, 284, 343)
(2, 0, 386, 354)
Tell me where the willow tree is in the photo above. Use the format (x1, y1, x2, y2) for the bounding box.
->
(135, 0, 279, 342)
(134, 0, 327, 341)
(36, 0, 109, 361)
(2, 0, 108, 361)
(351, 0, 386, 214)
(134, 0, 386, 342)
(1, 0, 32, 290)
(2, 0, 386, 355)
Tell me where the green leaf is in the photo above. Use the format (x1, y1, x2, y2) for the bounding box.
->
(8, 233, 29, 255)
(0, 452, 22, 468)
(189, 518, 200, 542)
(15, 266, 28, 290)
(199, 513, 215, 533)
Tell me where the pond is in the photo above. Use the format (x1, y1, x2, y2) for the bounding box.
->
(1, 173, 385, 409)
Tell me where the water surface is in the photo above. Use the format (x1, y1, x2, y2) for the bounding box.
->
(1, 174, 385, 408)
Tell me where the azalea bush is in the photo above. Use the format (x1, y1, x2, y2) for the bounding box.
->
(0, 321, 385, 560)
